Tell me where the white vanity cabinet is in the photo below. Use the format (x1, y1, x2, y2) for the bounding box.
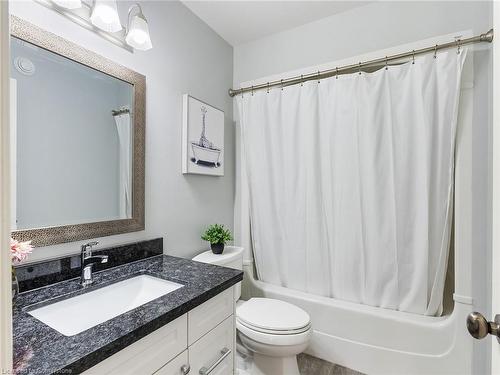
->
(187, 316, 234, 375)
(155, 350, 189, 375)
(83, 287, 235, 375)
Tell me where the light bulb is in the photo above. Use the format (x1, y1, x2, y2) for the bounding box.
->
(90, 0, 122, 33)
(125, 5, 152, 51)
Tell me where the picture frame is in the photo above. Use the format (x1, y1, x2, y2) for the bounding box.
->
(182, 94, 224, 176)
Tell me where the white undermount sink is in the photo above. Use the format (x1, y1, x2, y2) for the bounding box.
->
(28, 275, 184, 336)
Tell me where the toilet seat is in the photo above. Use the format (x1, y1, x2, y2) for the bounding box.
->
(236, 298, 312, 346)
(237, 318, 311, 335)
(237, 298, 311, 332)
(236, 318, 312, 347)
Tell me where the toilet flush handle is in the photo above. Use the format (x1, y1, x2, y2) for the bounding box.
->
(466, 312, 500, 343)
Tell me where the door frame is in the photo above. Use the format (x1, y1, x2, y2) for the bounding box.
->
(492, 2, 500, 374)
(0, 0, 12, 372)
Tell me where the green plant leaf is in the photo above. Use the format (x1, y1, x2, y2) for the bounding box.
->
(201, 224, 233, 245)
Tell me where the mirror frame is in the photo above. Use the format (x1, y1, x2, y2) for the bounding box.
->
(10, 16, 145, 247)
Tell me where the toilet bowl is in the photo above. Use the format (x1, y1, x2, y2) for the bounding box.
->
(192, 247, 312, 375)
(236, 298, 311, 375)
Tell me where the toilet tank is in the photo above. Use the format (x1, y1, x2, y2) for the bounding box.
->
(192, 246, 244, 301)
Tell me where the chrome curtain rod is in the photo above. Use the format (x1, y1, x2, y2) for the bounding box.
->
(229, 29, 494, 98)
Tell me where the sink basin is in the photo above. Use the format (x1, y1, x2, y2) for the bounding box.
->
(28, 275, 184, 336)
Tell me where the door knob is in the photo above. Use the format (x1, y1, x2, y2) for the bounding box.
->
(466, 312, 500, 342)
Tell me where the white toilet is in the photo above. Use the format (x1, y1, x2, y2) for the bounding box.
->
(192, 247, 311, 375)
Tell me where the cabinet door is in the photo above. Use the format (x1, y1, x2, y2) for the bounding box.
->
(155, 350, 189, 375)
(83, 315, 187, 375)
(188, 287, 233, 345)
(189, 315, 234, 375)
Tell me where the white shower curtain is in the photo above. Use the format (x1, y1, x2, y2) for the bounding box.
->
(238, 50, 466, 316)
(114, 112, 132, 218)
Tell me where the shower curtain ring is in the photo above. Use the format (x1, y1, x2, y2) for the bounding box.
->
(336, 67, 339, 79)
(412, 50, 415, 65)
(281, 79, 284, 91)
(300, 75, 304, 87)
(434, 44, 438, 59)
(267, 82, 270, 93)
(456, 39, 462, 54)
(358, 62, 362, 75)
(385, 56, 388, 70)
(251, 85, 254, 96)
(317, 71, 320, 83)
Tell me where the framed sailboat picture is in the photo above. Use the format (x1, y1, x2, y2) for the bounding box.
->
(182, 94, 225, 176)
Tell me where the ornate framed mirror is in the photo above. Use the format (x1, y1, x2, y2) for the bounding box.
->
(10, 16, 145, 247)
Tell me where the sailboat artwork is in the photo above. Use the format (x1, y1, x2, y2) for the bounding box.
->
(182, 94, 224, 176)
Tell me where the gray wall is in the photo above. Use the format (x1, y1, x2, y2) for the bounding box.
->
(10, 0, 234, 261)
(11, 39, 131, 228)
(234, 1, 491, 84)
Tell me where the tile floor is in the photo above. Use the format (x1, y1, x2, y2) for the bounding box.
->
(235, 349, 364, 375)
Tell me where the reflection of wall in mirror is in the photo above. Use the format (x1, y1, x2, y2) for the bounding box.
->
(10, 38, 133, 229)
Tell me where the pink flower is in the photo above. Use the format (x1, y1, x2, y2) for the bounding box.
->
(10, 237, 33, 264)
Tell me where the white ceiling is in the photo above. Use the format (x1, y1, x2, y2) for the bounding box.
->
(182, 1, 371, 46)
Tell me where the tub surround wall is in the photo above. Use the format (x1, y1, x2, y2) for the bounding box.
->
(9, 0, 234, 262)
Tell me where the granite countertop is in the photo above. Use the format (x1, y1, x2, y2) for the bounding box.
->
(13, 254, 243, 375)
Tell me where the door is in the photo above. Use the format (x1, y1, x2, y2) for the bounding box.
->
(468, 5, 500, 374)
(485, 2, 500, 373)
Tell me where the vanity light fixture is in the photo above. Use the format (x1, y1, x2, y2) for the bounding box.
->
(37, 0, 153, 52)
(90, 0, 122, 33)
(125, 4, 152, 51)
(52, 0, 82, 9)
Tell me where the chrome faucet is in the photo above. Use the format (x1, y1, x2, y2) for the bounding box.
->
(80, 241, 108, 287)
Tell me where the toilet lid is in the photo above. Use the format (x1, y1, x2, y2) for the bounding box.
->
(236, 298, 310, 332)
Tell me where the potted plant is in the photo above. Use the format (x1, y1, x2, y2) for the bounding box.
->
(201, 224, 233, 254)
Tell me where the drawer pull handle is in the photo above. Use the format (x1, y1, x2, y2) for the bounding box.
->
(181, 364, 191, 375)
(199, 347, 231, 375)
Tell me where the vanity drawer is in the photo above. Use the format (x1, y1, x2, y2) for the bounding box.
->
(188, 287, 233, 345)
(154, 350, 189, 375)
(188, 315, 234, 375)
(83, 314, 187, 375)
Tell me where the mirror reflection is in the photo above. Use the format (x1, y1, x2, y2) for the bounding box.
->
(10, 36, 134, 230)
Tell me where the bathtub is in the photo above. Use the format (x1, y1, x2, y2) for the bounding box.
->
(191, 142, 221, 165)
(241, 260, 473, 375)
